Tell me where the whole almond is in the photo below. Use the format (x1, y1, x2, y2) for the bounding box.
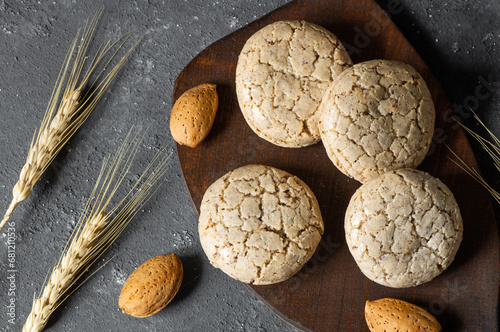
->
(170, 83, 218, 147)
(365, 298, 441, 332)
(119, 253, 183, 318)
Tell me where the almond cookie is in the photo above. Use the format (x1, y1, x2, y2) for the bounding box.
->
(319, 60, 435, 183)
(199, 164, 324, 284)
(345, 168, 463, 288)
(236, 20, 352, 148)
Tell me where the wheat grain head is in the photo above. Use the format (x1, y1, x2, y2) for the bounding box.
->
(448, 111, 500, 203)
(23, 128, 171, 332)
(1, 9, 141, 233)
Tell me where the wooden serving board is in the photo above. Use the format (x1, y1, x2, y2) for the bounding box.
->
(173, 0, 499, 330)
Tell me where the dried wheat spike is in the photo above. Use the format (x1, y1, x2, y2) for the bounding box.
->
(0, 9, 140, 233)
(23, 128, 171, 332)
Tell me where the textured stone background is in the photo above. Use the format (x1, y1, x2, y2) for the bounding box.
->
(0, 0, 498, 331)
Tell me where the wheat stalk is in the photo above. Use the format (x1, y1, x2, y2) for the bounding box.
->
(23, 128, 171, 332)
(0, 9, 141, 233)
(448, 111, 500, 203)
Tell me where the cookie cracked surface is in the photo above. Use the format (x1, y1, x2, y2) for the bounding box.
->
(236, 20, 352, 148)
(199, 164, 324, 285)
(345, 168, 463, 288)
(319, 59, 435, 183)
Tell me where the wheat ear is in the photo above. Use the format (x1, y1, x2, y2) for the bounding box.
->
(1, 9, 141, 233)
(448, 111, 500, 203)
(23, 128, 171, 332)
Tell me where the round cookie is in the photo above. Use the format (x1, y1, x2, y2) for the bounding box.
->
(236, 20, 352, 148)
(199, 164, 324, 285)
(319, 59, 435, 183)
(345, 168, 463, 288)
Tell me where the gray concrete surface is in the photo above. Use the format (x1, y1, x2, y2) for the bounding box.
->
(0, 0, 498, 331)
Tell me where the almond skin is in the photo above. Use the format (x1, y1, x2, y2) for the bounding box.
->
(365, 298, 442, 332)
(119, 253, 183, 318)
(170, 83, 218, 147)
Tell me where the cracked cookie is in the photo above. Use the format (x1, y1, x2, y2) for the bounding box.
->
(199, 164, 324, 285)
(345, 168, 463, 288)
(236, 20, 352, 148)
(319, 59, 435, 183)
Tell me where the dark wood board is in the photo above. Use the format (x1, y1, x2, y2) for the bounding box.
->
(173, 0, 500, 330)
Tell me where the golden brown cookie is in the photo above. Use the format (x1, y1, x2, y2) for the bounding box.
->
(345, 168, 462, 288)
(236, 20, 352, 148)
(199, 164, 324, 284)
(319, 60, 435, 183)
